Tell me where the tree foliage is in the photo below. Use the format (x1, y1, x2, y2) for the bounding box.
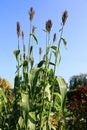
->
(69, 74, 87, 90)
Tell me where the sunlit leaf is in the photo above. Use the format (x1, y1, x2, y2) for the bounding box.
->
(57, 76, 67, 111)
(18, 116, 25, 129)
(13, 49, 20, 60)
(28, 112, 36, 130)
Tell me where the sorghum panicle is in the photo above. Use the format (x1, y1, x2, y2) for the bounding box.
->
(23, 45, 26, 52)
(46, 20, 52, 32)
(22, 31, 24, 40)
(17, 22, 20, 38)
(43, 54, 46, 60)
(62, 10, 68, 26)
(53, 33, 56, 42)
(39, 47, 42, 55)
(29, 7, 35, 21)
(26, 56, 31, 62)
(32, 26, 37, 33)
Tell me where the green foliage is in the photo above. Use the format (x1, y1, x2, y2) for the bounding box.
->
(69, 73, 87, 90)
(30, 33, 38, 44)
(0, 78, 13, 129)
(66, 86, 87, 129)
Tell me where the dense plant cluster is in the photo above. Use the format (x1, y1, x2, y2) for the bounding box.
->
(67, 86, 87, 116)
(67, 86, 87, 129)
(0, 78, 13, 129)
(0, 7, 87, 130)
(0, 78, 13, 102)
(0, 7, 68, 130)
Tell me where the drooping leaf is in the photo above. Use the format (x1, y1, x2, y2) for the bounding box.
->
(57, 76, 67, 111)
(37, 60, 45, 67)
(61, 37, 67, 47)
(23, 60, 28, 67)
(51, 46, 57, 51)
(30, 33, 38, 44)
(13, 49, 20, 60)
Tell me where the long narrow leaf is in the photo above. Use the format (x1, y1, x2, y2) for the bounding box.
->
(57, 76, 67, 110)
(30, 33, 38, 44)
(51, 46, 57, 51)
(37, 60, 45, 67)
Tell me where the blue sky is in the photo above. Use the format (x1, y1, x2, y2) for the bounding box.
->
(0, 0, 87, 87)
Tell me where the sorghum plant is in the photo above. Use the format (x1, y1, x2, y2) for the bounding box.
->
(12, 7, 68, 130)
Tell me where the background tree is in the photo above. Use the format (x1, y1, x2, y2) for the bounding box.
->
(69, 73, 87, 90)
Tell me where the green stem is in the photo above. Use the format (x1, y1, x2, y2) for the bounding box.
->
(46, 32, 50, 69)
(18, 38, 20, 77)
(40, 72, 46, 130)
(28, 20, 32, 72)
(54, 26, 64, 74)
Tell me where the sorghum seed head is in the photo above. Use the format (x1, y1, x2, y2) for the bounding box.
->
(39, 47, 42, 55)
(53, 33, 56, 42)
(43, 54, 46, 60)
(32, 26, 37, 33)
(22, 31, 24, 40)
(46, 20, 52, 32)
(17, 22, 20, 38)
(26, 56, 31, 62)
(62, 10, 68, 26)
(23, 44, 26, 52)
(29, 7, 35, 21)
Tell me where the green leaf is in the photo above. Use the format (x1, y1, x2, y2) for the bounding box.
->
(28, 112, 36, 130)
(45, 83, 51, 101)
(61, 37, 67, 47)
(18, 116, 25, 129)
(23, 60, 28, 67)
(51, 46, 57, 51)
(49, 62, 55, 66)
(37, 60, 45, 67)
(30, 46, 33, 54)
(57, 76, 67, 111)
(13, 49, 20, 61)
(53, 92, 62, 101)
(30, 33, 38, 44)
(13, 49, 20, 57)
(0, 88, 7, 103)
